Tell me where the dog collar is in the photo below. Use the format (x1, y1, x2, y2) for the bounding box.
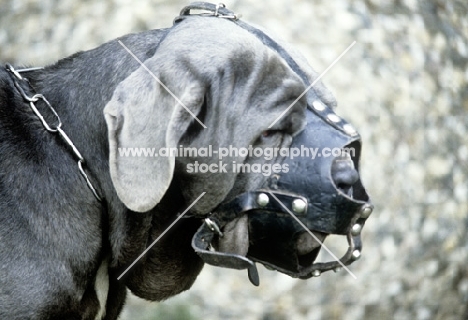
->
(4, 64, 102, 201)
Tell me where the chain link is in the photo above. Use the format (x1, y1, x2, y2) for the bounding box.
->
(5, 63, 102, 202)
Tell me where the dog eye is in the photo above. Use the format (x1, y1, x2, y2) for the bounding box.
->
(261, 130, 282, 138)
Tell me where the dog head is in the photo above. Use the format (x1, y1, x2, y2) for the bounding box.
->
(104, 3, 372, 285)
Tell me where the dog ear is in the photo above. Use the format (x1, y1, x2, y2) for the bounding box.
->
(104, 60, 204, 212)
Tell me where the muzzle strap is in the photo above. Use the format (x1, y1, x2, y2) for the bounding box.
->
(191, 191, 309, 286)
(192, 222, 260, 286)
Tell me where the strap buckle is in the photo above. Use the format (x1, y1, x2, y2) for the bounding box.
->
(174, 2, 242, 24)
(204, 217, 223, 237)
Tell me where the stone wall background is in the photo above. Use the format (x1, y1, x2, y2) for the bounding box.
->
(1, 0, 467, 319)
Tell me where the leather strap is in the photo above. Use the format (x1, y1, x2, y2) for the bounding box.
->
(191, 222, 260, 285)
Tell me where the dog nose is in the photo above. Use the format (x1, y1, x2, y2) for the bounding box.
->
(331, 153, 359, 196)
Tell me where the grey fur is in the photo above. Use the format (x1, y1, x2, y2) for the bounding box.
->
(0, 16, 336, 319)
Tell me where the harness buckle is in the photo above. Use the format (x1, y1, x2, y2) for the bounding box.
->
(213, 3, 242, 20)
(214, 3, 223, 17)
(204, 217, 223, 237)
(174, 2, 242, 24)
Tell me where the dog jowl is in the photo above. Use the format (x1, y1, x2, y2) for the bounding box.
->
(0, 2, 372, 319)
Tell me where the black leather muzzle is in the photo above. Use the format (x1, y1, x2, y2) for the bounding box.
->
(192, 105, 372, 286)
(245, 108, 372, 279)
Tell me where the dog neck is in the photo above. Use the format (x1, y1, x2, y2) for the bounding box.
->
(5, 29, 181, 271)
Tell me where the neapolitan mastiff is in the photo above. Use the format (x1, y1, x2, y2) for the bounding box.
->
(0, 3, 372, 319)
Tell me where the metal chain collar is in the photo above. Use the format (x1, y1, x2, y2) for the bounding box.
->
(5, 64, 102, 202)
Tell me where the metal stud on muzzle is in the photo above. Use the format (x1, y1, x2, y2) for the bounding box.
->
(178, 2, 373, 286)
